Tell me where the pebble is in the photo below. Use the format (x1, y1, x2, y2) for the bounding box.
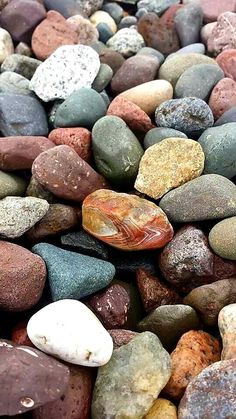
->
(15, 41, 33, 56)
(215, 107, 236, 126)
(209, 78, 236, 119)
(102, 2, 123, 24)
(99, 46, 125, 73)
(167, 42, 205, 57)
(159, 174, 236, 222)
(137, 46, 164, 63)
(32, 243, 115, 300)
(155, 97, 214, 137)
(30, 45, 100, 102)
(145, 398, 177, 419)
(208, 12, 236, 55)
(0, 28, 13, 64)
(1, 54, 41, 79)
(201, 21, 216, 44)
(106, 28, 145, 57)
(92, 332, 171, 418)
(0, 241, 46, 311)
(67, 14, 99, 45)
(175, 4, 203, 47)
(218, 304, 236, 360)
(26, 176, 58, 203)
(135, 138, 204, 199)
(108, 329, 138, 348)
(76, 0, 103, 16)
(49, 127, 91, 162)
(61, 229, 109, 260)
(216, 49, 236, 82)
(178, 359, 236, 419)
(144, 127, 187, 148)
(209, 217, 236, 260)
(90, 10, 117, 33)
(198, 123, 236, 178)
(0, 170, 27, 198)
(32, 145, 107, 202)
(27, 299, 114, 366)
(12, 320, 33, 347)
(43, 0, 87, 18)
(184, 279, 236, 327)
(118, 15, 137, 29)
(0, 341, 70, 416)
(200, 0, 236, 23)
(0, 71, 32, 96)
(82, 189, 174, 250)
(92, 63, 113, 92)
(137, 0, 180, 15)
(164, 331, 221, 400)
(97, 22, 113, 43)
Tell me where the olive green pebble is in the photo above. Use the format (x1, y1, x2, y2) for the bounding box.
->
(209, 217, 236, 260)
(0, 171, 27, 199)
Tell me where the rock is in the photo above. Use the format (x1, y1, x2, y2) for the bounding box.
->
(0, 241, 46, 311)
(0, 71, 32, 96)
(15, 41, 33, 56)
(158, 53, 217, 87)
(67, 14, 99, 45)
(32, 145, 107, 202)
(201, 21, 217, 44)
(175, 64, 224, 100)
(137, 46, 164, 63)
(1, 54, 41, 79)
(215, 107, 236, 126)
(216, 49, 236, 82)
(92, 63, 113, 92)
(108, 329, 137, 348)
(102, 2, 123, 24)
(118, 16, 137, 29)
(82, 189, 174, 250)
(135, 138, 204, 199)
(99, 47, 125, 73)
(145, 399, 177, 419)
(12, 320, 33, 347)
(175, 4, 203, 47)
(90, 10, 117, 33)
(208, 12, 236, 55)
(137, 0, 180, 15)
(118, 80, 173, 115)
(0, 340, 69, 416)
(0, 0, 46, 43)
(209, 78, 236, 119)
(184, 279, 236, 326)
(54, 88, 107, 129)
(43, 0, 87, 18)
(0, 93, 48, 136)
(26, 176, 58, 203)
(92, 116, 143, 187)
(178, 359, 236, 419)
(32, 243, 115, 300)
(159, 174, 236, 222)
(200, 0, 236, 23)
(27, 299, 113, 366)
(0, 171, 27, 198)
(219, 304, 236, 359)
(61, 229, 109, 260)
(198, 123, 236, 178)
(76, 0, 103, 16)
(168, 42, 205, 57)
(136, 268, 181, 312)
(49, 127, 91, 162)
(159, 225, 236, 293)
(30, 45, 100, 102)
(144, 127, 187, 148)
(97, 22, 113, 43)
(164, 331, 221, 400)
(209, 217, 236, 260)
(106, 28, 145, 57)
(92, 332, 171, 418)
(0, 28, 13, 64)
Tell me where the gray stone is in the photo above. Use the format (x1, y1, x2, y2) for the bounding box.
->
(43, 0, 87, 18)
(175, 4, 203, 47)
(0, 71, 32, 95)
(167, 43, 205, 59)
(137, 46, 165, 64)
(214, 107, 236, 126)
(92, 63, 113, 92)
(0, 171, 27, 199)
(144, 127, 187, 149)
(61, 229, 109, 260)
(97, 22, 113, 43)
(1, 54, 41, 79)
(137, 0, 180, 15)
(102, 3, 123, 24)
(118, 16, 137, 29)
(106, 28, 145, 57)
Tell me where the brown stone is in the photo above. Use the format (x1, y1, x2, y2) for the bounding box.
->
(208, 12, 236, 56)
(216, 49, 236, 82)
(108, 329, 138, 349)
(48, 127, 92, 162)
(99, 48, 125, 74)
(11, 320, 33, 347)
(32, 10, 78, 60)
(164, 330, 221, 400)
(200, 0, 236, 23)
(209, 78, 236, 119)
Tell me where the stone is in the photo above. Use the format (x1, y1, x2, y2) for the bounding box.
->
(0, 241, 46, 311)
(164, 331, 221, 400)
(144, 127, 187, 148)
(115, 280, 143, 330)
(136, 268, 181, 312)
(67, 14, 99, 45)
(118, 80, 173, 115)
(97, 22, 113, 43)
(27, 299, 113, 366)
(32, 145, 107, 202)
(54, 88, 107, 129)
(0, 136, 54, 170)
(184, 279, 236, 327)
(137, 0, 180, 15)
(215, 107, 236, 126)
(30, 45, 100, 102)
(0, 0, 46, 43)
(175, 64, 224, 101)
(158, 53, 217, 87)
(209, 217, 236, 260)
(108, 329, 137, 348)
(102, 2, 123, 24)
(49, 127, 91, 162)
(1, 54, 41, 79)
(135, 138, 204, 199)
(90, 10, 117, 33)
(82, 189, 174, 250)
(107, 96, 154, 133)
(175, 4, 203, 47)
(145, 399, 177, 419)
(159, 225, 236, 293)
(209, 78, 236, 119)
(216, 49, 236, 82)
(201, 21, 216, 44)
(92, 332, 171, 418)
(92, 63, 113, 92)
(200, 0, 236, 23)
(178, 359, 236, 419)
(159, 174, 236, 222)
(198, 123, 236, 178)
(208, 12, 236, 55)
(138, 305, 199, 349)
(92, 116, 143, 187)
(137, 46, 164, 63)
(0, 28, 13, 64)
(76, 0, 103, 16)
(32, 243, 115, 300)
(106, 28, 145, 57)
(12, 320, 33, 347)
(26, 176, 58, 203)
(0, 71, 32, 96)
(118, 16, 137, 29)
(43, 0, 87, 18)
(0, 171, 27, 198)
(61, 229, 109, 260)
(15, 41, 33, 56)
(156, 97, 214, 137)
(168, 43, 205, 58)
(99, 47, 125, 73)
(219, 304, 236, 360)
(0, 340, 70, 416)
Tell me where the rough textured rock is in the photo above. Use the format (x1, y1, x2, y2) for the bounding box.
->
(68, 14, 99, 45)
(208, 12, 236, 55)
(108, 329, 138, 349)
(48, 127, 91, 162)
(0, 28, 14, 64)
(61, 229, 109, 260)
(106, 28, 145, 57)
(209, 77, 236, 119)
(137, 0, 180, 16)
(219, 304, 236, 360)
(1, 54, 41, 79)
(200, 0, 236, 23)
(216, 49, 236, 82)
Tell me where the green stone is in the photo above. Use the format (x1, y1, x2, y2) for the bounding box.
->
(144, 127, 187, 149)
(0, 171, 27, 199)
(92, 63, 113, 93)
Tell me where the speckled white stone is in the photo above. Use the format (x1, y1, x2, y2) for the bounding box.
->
(0, 28, 14, 64)
(107, 28, 145, 57)
(29, 45, 100, 102)
(27, 299, 114, 367)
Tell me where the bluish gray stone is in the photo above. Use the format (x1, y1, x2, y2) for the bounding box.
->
(102, 3, 123, 24)
(214, 107, 236, 126)
(144, 127, 187, 149)
(167, 43, 205, 60)
(118, 16, 137, 29)
(175, 4, 203, 47)
(32, 243, 115, 301)
(137, 0, 179, 15)
(0, 71, 32, 96)
(97, 22, 113, 43)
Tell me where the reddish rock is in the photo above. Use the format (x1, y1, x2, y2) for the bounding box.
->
(11, 320, 33, 347)
(209, 78, 236, 119)
(32, 10, 78, 60)
(208, 12, 236, 56)
(200, 0, 236, 23)
(108, 329, 138, 349)
(163, 330, 221, 401)
(0, 136, 55, 171)
(32, 145, 108, 202)
(99, 48, 125, 74)
(107, 97, 154, 133)
(0, 241, 46, 311)
(136, 268, 181, 312)
(49, 127, 92, 162)
(216, 49, 236, 82)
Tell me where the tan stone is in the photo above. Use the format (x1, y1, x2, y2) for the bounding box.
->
(145, 398, 177, 419)
(90, 10, 117, 33)
(135, 138, 205, 199)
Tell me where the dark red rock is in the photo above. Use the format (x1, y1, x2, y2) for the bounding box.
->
(209, 77, 236, 119)
(216, 49, 236, 82)
(207, 12, 236, 56)
(11, 320, 34, 347)
(200, 0, 236, 23)
(108, 329, 138, 349)
(48, 127, 92, 162)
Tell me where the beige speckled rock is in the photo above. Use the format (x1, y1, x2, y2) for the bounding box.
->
(135, 138, 204, 199)
(218, 304, 236, 360)
(0, 28, 13, 64)
(90, 10, 117, 33)
(209, 217, 236, 260)
(67, 15, 99, 45)
(145, 398, 177, 419)
(118, 80, 173, 115)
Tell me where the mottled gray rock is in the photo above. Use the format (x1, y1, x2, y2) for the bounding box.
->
(137, 0, 180, 15)
(144, 127, 187, 149)
(1, 54, 41, 79)
(102, 3, 123, 24)
(0, 71, 32, 95)
(175, 4, 203, 47)
(92, 63, 113, 92)
(106, 28, 145, 57)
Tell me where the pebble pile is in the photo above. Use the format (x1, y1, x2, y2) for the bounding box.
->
(0, 0, 236, 418)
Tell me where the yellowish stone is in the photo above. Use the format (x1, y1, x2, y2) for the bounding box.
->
(90, 10, 117, 33)
(145, 398, 177, 419)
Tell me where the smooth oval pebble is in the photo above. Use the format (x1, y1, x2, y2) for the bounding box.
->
(27, 299, 113, 366)
(144, 127, 187, 149)
(209, 217, 236, 261)
(218, 304, 236, 360)
(145, 398, 177, 419)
